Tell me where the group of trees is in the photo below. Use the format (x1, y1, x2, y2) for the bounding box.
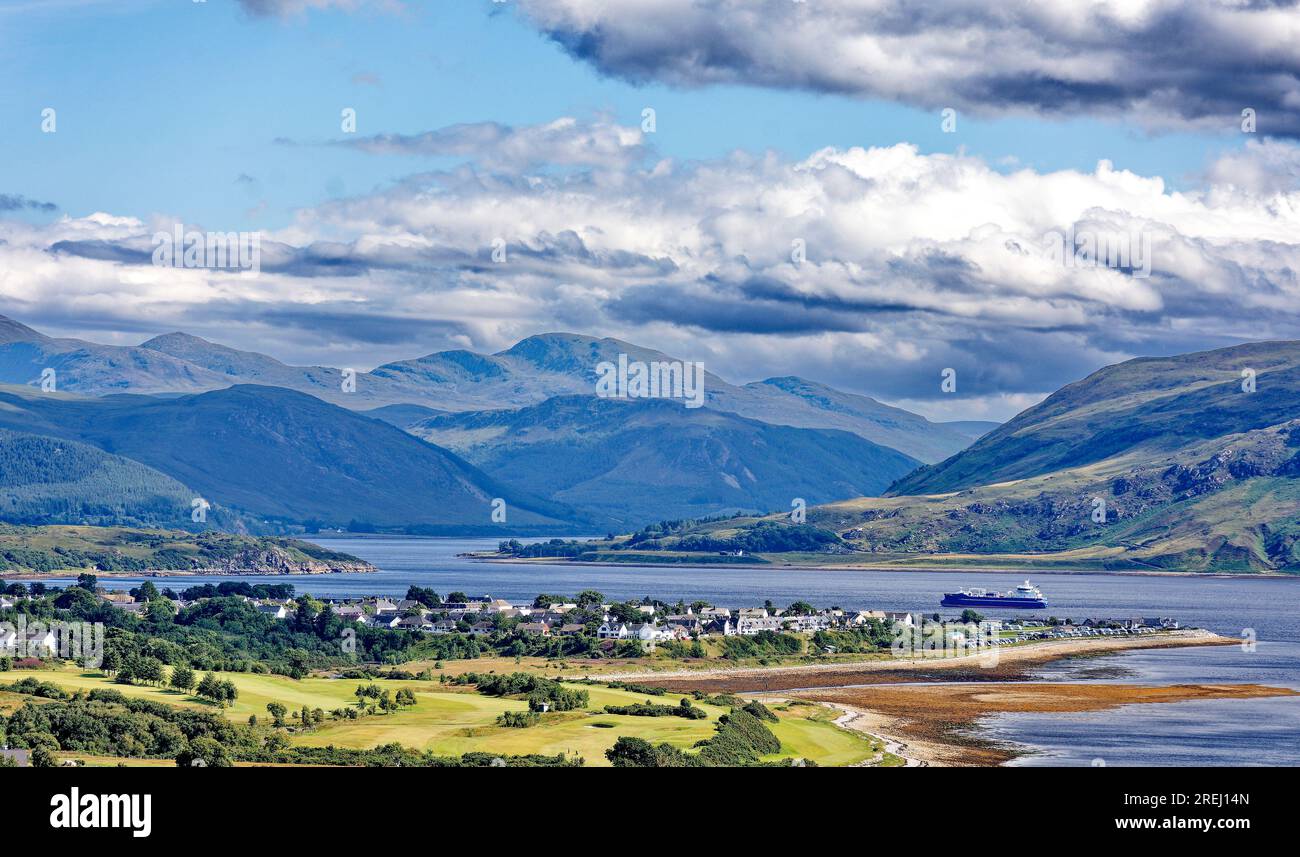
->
(811, 619, 895, 654)
(605, 705, 793, 768)
(719, 630, 804, 660)
(453, 672, 588, 713)
(195, 672, 238, 707)
(0, 683, 578, 767)
(351, 683, 417, 716)
(603, 698, 708, 720)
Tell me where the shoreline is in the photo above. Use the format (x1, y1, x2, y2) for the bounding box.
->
(788, 682, 1299, 767)
(580, 630, 1236, 691)
(822, 701, 930, 767)
(472, 554, 1300, 579)
(0, 565, 376, 580)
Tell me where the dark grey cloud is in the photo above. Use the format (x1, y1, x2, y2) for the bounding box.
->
(608, 281, 871, 335)
(515, 0, 1300, 136)
(49, 239, 149, 263)
(0, 194, 57, 213)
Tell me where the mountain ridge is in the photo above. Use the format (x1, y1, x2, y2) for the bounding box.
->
(409, 394, 921, 528)
(0, 313, 988, 463)
(626, 340, 1300, 573)
(0, 382, 578, 534)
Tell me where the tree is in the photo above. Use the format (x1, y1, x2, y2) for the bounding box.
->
(177, 737, 231, 768)
(31, 746, 58, 768)
(605, 737, 690, 767)
(53, 586, 99, 614)
(575, 590, 605, 609)
(960, 608, 985, 624)
(145, 599, 176, 623)
(132, 581, 160, 603)
(75, 572, 98, 591)
(134, 656, 165, 685)
(406, 586, 441, 608)
(266, 702, 287, 727)
(786, 601, 816, 616)
(195, 671, 221, 702)
(610, 602, 644, 623)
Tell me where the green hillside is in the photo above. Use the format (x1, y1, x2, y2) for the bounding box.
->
(628, 342, 1300, 573)
(0, 384, 578, 534)
(891, 341, 1300, 495)
(411, 395, 919, 528)
(0, 429, 205, 528)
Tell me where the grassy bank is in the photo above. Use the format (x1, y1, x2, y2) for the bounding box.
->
(4, 664, 878, 768)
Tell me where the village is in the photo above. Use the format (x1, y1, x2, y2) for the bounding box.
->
(0, 585, 1184, 658)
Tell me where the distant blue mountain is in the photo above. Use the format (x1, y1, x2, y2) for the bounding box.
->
(0, 383, 577, 534)
(0, 315, 991, 463)
(412, 394, 920, 528)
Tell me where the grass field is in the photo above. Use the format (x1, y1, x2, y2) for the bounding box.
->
(8, 665, 879, 767)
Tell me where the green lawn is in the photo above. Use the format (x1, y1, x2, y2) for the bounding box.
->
(765, 704, 882, 767)
(10, 666, 879, 767)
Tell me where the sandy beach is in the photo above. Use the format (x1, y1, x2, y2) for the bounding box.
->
(788, 683, 1299, 766)
(588, 630, 1285, 767)
(590, 629, 1235, 693)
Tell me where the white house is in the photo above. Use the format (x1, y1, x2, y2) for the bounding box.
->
(884, 612, 915, 627)
(256, 604, 288, 620)
(702, 618, 735, 636)
(597, 622, 629, 640)
(396, 616, 434, 631)
(334, 604, 367, 622)
(736, 616, 782, 635)
(19, 629, 57, 656)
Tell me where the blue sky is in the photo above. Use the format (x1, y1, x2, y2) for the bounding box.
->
(1, 0, 1237, 232)
(1, 0, 1297, 422)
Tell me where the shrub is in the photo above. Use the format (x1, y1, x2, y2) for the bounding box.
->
(497, 710, 541, 728)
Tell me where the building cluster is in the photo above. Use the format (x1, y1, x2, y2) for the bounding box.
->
(275, 596, 921, 643)
(3, 589, 1183, 654)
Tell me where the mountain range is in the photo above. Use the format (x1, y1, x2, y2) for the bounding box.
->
(642, 342, 1300, 572)
(0, 313, 975, 531)
(0, 383, 574, 534)
(409, 395, 919, 528)
(0, 315, 992, 463)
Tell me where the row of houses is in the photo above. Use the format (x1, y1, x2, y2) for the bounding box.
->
(90, 590, 923, 640)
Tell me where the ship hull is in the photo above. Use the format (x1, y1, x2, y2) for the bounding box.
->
(941, 593, 1047, 609)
